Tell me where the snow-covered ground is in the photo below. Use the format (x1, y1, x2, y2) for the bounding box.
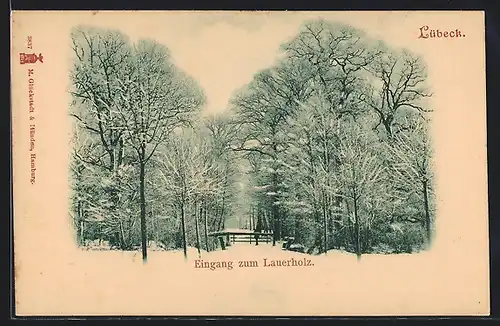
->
(15, 242, 486, 316)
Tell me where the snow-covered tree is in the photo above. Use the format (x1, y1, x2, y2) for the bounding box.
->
(69, 27, 205, 262)
(386, 116, 435, 245)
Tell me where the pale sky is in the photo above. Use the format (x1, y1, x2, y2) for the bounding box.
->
(77, 12, 306, 115)
(63, 11, 453, 116)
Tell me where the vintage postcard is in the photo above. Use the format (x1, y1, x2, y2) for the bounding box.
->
(11, 11, 489, 316)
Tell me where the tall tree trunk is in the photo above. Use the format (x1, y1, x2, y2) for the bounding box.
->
(139, 158, 148, 263)
(423, 180, 432, 245)
(220, 193, 226, 223)
(344, 197, 352, 249)
(195, 201, 201, 258)
(383, 119, 393, 139)
(216, 215, 224, 231)
(80, 221, 85, 246)
(255, 211, 262, 246)
(215, 202, 222, 231)
(250, 206, 255, 230)
(271, 139, 280, 246)
(261, 209, 266, 231)
(119, 220, 127, 250)
(272, 204, 278, 246)
(209, 201, 218, 230)
(279, 209, 284, 238)
(180, 200, 187, 260)
(203, 201, 209, 252)
(322, 132, 329, 255)
(354, 195, 361, 259)
(154, 210, 159, 243)
(364, 225, 370, 252)
(311, 210, 322, 253)
(248, 206, 252, 230)
(77, 200, 84, 246)
(323, 193, 328, 255)
(271, 171, 279, 246)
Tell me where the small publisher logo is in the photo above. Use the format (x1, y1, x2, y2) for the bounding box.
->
(19, 53, 44, 65)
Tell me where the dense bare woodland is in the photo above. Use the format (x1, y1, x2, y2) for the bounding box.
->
(69, 19, 434, 262)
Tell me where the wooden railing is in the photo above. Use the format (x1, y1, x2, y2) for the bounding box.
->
(208, 229, 274, 249)
(228, 233, 273, 244)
